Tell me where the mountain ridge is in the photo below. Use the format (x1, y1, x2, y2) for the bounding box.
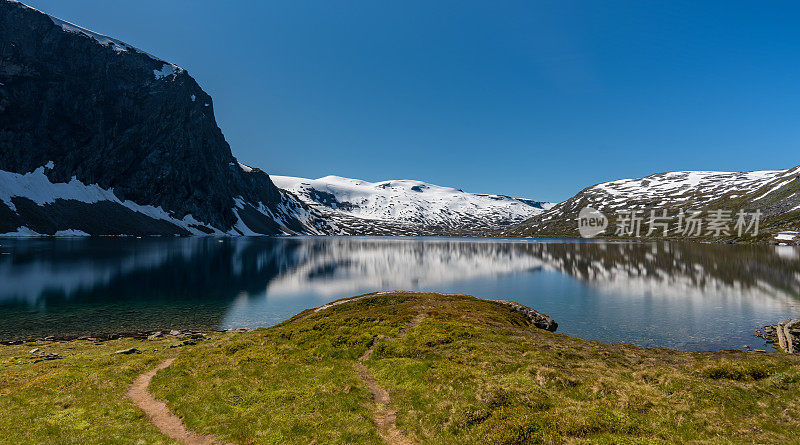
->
(505, 164, 800, 244)
(271, 174, 552, 236)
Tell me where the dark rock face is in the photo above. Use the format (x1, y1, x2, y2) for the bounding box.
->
(0, 1, 304, 233)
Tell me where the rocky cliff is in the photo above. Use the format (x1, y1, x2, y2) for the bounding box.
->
(0, 0, 327, 235)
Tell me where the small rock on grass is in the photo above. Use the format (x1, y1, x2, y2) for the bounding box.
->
(114, 348, 140, 355)
(30, 353, 61, 364)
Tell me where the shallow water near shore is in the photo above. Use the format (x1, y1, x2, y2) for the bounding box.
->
(0, 236, 798, 350)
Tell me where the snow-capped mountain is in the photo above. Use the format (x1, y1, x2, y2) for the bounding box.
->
(506, 165, 800, 243)
(271, 175, 552, 235)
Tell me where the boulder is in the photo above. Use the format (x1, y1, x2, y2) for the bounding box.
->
(495, 300, 558, 332)
(114, 348, 140, 355)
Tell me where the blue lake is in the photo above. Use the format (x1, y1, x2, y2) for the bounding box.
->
(1, 236, 798, 350)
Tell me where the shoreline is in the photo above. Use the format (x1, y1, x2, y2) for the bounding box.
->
(2, 233, 798, 245)
(1, 293, 791, 354)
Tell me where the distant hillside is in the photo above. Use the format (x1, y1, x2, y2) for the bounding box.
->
(271, 174, 553, 235)
(505, 165, 800, 244)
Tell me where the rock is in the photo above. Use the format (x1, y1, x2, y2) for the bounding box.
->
(181, 340, 196, 346)
(31, 353, 61, 364)
(147, 331, 163, 340)
(43, 336, 55, 342)
(169, 330, 181, 336)
(495, 300, 558, 332)
(29, 348, 39, 354)
(114, 348, 140, 355)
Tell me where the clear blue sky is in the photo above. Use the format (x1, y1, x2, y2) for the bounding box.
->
(24, 0, 800, 202)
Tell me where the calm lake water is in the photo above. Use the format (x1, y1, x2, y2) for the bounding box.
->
(1, 236, 798, 350)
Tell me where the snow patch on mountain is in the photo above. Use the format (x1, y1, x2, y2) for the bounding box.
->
(0, 165, 220, 236)
(594, 169, 785, 204)
(0, 166, 344, 237)
(153, 63, 180, 80)
(0, 226, 42, 237)
(50, 15, 132, 54)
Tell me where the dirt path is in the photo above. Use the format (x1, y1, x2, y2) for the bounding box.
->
(128, 358, 229, 445)
(355, 314, 424, 445)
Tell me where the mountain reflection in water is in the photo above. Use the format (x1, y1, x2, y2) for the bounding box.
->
(0, 237, 797, 350)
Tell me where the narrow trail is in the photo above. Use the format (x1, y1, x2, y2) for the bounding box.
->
(128, 358, 229, 445)
(354, 314, 424, 445)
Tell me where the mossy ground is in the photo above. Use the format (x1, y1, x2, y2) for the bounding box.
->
(0, 336, 185, 444)
(2, 292, 800, 444)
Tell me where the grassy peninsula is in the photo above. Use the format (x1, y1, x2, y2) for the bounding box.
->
(1, 292, 799, 444)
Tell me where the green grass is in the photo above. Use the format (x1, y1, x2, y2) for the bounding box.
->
(2, 292, 800, 444)
(0, 337, 184, 444)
